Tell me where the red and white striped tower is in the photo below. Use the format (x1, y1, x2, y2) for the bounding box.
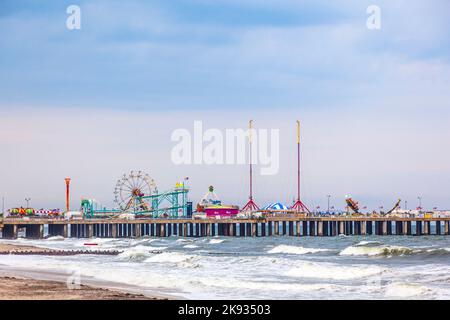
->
(291, 120, 310, 214)
(242, 120, 259, 212)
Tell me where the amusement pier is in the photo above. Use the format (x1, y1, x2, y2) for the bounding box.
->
(1, 216, 450, 239)
(1, 121, 449, 239)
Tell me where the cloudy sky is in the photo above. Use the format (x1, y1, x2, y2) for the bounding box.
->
(0, 0, 449, 211)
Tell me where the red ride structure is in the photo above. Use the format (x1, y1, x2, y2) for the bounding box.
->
(291, 120, 310, 214)
(65, 177, 71, 212)
(242, 120, 260, 212)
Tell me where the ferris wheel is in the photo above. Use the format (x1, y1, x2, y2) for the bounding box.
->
(114, 170, 157, 212)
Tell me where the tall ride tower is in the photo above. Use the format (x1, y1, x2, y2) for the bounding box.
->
(291, 120, 310, 213)
(65, 177, 71, 212)
(242, 120, 260, 212)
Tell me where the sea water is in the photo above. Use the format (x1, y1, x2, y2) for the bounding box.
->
(1, 235, 450, 299)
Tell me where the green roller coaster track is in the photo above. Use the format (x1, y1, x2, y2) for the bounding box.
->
(82, 186, 189, 219)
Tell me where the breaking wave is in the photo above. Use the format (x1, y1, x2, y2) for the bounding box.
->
(339, 245, 414, 257)
(46, 236, 65, 241)
(384, 283, 433, 298)
(194, 276, 343, 293)
(176, 239, 192, 243)
(183, 244, 199, 249)
(268, 245, 330, 255)
(340, 244, 450, 258)
(118, 245, 166, 261)
(209, 239, 225, 244)
(355, 240, 382, 246)
(145, 252, 200, 268)
(421, 248, 450, 257)
(286, 262, 385, 280)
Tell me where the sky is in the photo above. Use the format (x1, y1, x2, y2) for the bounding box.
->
(0, 0, 449, 211)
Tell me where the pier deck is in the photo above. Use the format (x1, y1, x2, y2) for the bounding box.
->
(1, 216, 449, 239)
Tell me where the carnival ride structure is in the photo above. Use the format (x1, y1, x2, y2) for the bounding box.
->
(196, 186, 239, 217)
(291, 120, 310, 213)
(387, 199, 402, 214)
(345, 197, 360, 214)
(8, 207, 61, 217)
(82, 170, 189, 218)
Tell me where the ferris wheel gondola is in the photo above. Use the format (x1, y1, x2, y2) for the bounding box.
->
(113, 170, 157, 213)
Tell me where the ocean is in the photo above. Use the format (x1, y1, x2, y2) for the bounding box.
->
(1, 235, 450, 299)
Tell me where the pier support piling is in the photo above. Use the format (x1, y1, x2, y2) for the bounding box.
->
(252, 223, 257, 237)
(289, 222, 294, 236)
(360, 221, 366, 236)
(423, 221, 430, 235)
(436, 221, 441, 235)
(338, 221, 344, 235)
(416, 221, 422, 236)
(2, 224, 18, 239)
(25, 224, 44, 239)
(317, 221, 323, 236)
(309, 221, 316, 236)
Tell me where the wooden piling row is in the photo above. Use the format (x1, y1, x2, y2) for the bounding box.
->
(2, 219, 450, 239)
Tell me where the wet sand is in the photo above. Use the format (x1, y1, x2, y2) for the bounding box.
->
(0, 243, 53, 253)
(0, 243, 169, 300)
(0, 276, 156, 300)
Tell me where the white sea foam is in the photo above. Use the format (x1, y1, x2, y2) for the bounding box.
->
(339, 245, 414, 257)
(286, 262, 385, 280)
(1, 236, 449, 300)
(209, 239, 225, 244)
(183, 244, 199, 249)
(193, 275, 343, 293)
(176, 239, 191, 243)
(268, 245, 329, 255)
(46, 236, 65, 241)
(118, 245, 166, 260)
(145, 252, 199, 268)
(355, 240, 382, 246)
(384, 283, 432, 298)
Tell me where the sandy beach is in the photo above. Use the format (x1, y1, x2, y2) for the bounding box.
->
(0, 276, 155, 300)
(0, 243, 51, 253)
(0, 243, 168, 300)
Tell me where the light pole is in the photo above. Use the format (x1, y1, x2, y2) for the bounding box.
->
(405, 200, 408, 210)
(327, 195, 331, 213)
(417, 196, 422, 212)
(25, 197, 31, 208)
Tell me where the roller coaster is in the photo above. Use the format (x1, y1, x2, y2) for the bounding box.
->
(82, 171, 189, 218)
